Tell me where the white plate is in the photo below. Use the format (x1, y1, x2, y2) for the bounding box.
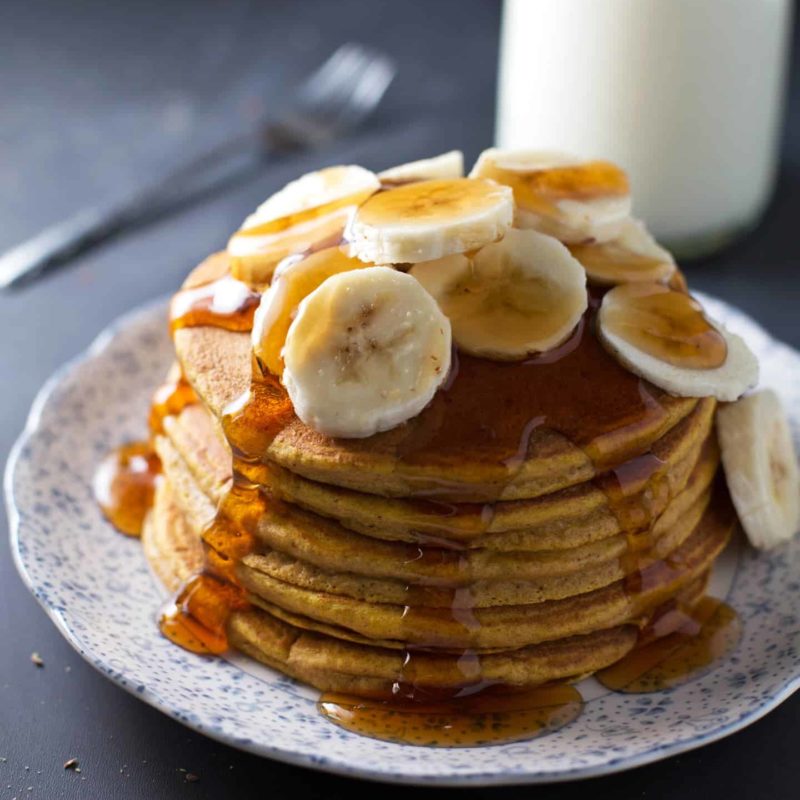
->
(6, 294, 800, 786)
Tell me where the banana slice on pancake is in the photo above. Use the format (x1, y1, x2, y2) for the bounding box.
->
(411, 228, 587, 360)
(717, 389, 800, 550)
(252, 246, 374, 377)
(348, 178, 513, 264)
(228, 165, 380, 285)
(569, 218, 676, 285)
(282, 266, 452, 438)
(597, 282, 759, 401)
(469, 148, 631, 244)
(379, 150, 464, 184)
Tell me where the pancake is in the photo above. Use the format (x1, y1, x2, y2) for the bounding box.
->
(157, 423, 718, 597)
(141, 479, 204, 592)
(231, 572, 709, 693)
(163, 395, 716, 551)
(228, 607, 641, 692)
(236, 484, 711, 609)
(247, 400, 715, 546)
(143, 466, 715, 692)
(153, 423, 733, 649)
(232, 493, 732, 649)
(174, 319, 701, 501)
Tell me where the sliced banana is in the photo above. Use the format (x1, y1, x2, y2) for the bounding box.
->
(469, 148, 631, 244)
(348, 178, 513, 264)
(717, 390, 800, 550)
(411, 228, 587, 360)
(252, 246, 374, 377)
(228, 165, 380, 285)
(598, 283, 759, 401)
(379, 150, 464, 184)
(569, 218, 676, 285)
(283, 266, 452, 438)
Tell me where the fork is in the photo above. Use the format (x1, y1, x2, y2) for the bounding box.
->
(0, 43, 396, 290)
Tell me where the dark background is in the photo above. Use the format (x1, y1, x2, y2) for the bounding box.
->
(1, 1, 798, 798)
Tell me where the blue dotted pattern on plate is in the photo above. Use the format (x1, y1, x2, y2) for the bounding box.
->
(5, 293, 800, 786)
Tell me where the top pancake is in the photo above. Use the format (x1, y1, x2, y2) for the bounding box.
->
(174, 257, 702, 501)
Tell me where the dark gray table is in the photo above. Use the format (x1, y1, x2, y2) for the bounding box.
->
(1, 1, 797, 797)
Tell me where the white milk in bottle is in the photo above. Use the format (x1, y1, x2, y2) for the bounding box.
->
(496, 0, 793, 256)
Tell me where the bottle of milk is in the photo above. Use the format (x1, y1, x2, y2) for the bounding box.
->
(496, 0, 793, 257)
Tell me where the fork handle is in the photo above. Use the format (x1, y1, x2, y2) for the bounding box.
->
(0, 133, 269, 290)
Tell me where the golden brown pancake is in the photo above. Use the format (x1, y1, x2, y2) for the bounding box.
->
(231, 572, 709, 693)
(143, 466, 715, 692)
(232, 497, 731, 649)
(173, 319, 703, 501)
(141, 479, 204, 592)
(156, 405, 717, 590)
(162, 396, 716, 550)
(152, 421, 733, 650)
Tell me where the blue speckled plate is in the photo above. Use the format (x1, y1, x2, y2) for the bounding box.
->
(6, 294, 800, 786)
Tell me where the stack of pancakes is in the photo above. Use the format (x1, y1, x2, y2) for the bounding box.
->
(142, 256, 735, 696)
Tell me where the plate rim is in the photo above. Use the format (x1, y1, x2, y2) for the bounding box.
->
(6, 294, 800, 787)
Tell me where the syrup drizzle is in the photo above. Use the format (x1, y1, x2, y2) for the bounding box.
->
(390, 292, 675, 499)
(596, 596, 741, 693)
(229, 200, 367, 285)
(158, 458, 262, 654)
(170, 275, 260, 333)
(149, 373, 198, 436)
(476, 160, 629, 223)
(94, 371, 199, 537)
(93, 442, 160, 537)
(602, 283, 728, 370)
(158, 361, 293, 654)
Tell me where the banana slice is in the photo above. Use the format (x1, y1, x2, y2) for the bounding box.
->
(469, 148, 631, 244)
(410, 228, 587, 360)
(348, 178, 513, 264)
(597, 283, 759, 401)
(379, 150, 464, 184)
(252, 246, 374, 376)
(717, 390, 800, 550)
(283, 266, 452, 438)
(569, 218, 676, 285)
(228, 165, 380, 285)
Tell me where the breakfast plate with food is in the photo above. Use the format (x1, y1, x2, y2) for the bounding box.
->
(8, 148, 800, 785)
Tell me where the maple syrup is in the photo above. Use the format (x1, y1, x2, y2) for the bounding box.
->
(170, 274, 261, 333)
(95, 367, 199, 537)
(569, 238, 674, 285)
(253, 245, 374, 376)
(148, 373, 198, 436)
(355, 179, 512, 229)
(602, 282, 727, 369)
(93, 442, 160, 537)
(628, 480, 735, 597)
(597, 451, 669, 536)
(157, 453, 267, 653)
(390, 295, 675, 499)
(596, 595, 741, 693)
(318, 683, 583, 747)
(157, 361, 293, 654)
(229, 188, 373, 285)
(475, 160, 629, 222)
(159, 573, 247, 655)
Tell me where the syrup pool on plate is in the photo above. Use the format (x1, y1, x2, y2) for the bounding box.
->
(93, 442, 161, 537)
